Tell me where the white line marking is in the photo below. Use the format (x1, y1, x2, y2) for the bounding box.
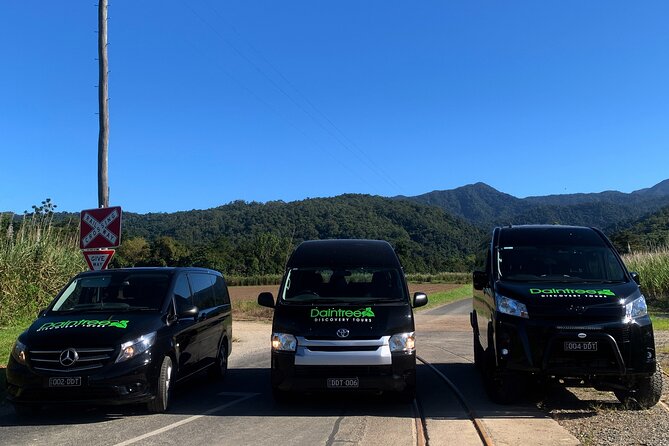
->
(113, 392, 259, 446)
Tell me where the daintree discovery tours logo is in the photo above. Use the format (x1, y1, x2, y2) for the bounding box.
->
(530, 288, 616, 298)
(311, 307, 375, 323)
(36, 319, 130, 332)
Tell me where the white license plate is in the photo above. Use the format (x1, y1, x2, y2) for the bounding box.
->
(327, 378, 359, 389)
(48, 377, 82, 387)
(564, 341, 598, 352)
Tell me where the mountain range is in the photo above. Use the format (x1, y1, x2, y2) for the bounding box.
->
(397, 179, 669, 231)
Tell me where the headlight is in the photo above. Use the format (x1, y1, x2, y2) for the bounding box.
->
(390, 332, 416, 353)
(625, 295, 648, 321)
(271, 333, 297, 352)
(116, 332, 156, 363)
(496, 294, 529, 319)
(11, 339, 27, 365)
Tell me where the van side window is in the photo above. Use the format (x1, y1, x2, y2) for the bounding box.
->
(190, 273, 216, 310)
(173, 274, 193, 313)
(214, 276, 230, 305)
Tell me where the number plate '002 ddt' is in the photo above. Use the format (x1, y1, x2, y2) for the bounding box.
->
(48, 377, 82, 387)
(327, 378, 359, 389)
(564, 341, 598, 352)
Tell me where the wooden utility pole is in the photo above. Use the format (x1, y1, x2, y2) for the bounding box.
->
(97, 0, 110, 208)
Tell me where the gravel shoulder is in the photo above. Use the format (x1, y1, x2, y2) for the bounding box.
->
(541, 331, 669, 446)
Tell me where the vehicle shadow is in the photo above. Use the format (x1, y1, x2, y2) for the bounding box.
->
(0, 363, 630, 427)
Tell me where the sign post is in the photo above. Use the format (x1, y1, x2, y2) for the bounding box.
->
(80, 206, 122, 270)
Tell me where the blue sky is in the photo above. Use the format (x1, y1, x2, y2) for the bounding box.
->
(1, 1, 668, 214)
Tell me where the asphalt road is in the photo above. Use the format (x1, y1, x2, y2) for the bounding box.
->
(0, 300, 578, 446)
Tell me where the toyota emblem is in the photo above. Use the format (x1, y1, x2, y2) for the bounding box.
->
(336, 328, 350, 338)
(578, 333, 587, 339)
(59, 348, 79, 367)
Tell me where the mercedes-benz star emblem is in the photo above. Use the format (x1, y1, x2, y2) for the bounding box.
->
(336, 328, 350, 338)
(59, 348, 79, 367)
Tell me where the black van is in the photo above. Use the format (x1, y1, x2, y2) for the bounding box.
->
(471, 225, 661, 407)
(6, 267, 232, 414)
(258, 239, 427, 402)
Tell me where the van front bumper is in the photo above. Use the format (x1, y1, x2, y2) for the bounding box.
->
(493, 313, 657, 378)
(5, 354, 160, 406)
(271, 351, 416, 393)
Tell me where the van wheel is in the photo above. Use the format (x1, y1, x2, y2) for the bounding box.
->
(271, 386, 293, 403)
(615, 366, 663, 409)
(209, 340, 228, 380)
(147, 356, 173, 413)
(395, 385, 416, 403)
(473, 332, 484, 372)
(483, 348, 518, 404)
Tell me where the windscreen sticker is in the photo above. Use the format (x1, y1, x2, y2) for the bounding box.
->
(530, 288, 616, 298)
(310, 307, 375, 323)
(36, 319, 130, 332)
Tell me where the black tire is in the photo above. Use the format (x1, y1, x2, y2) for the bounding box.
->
(12, 403, 41, 417)
(147, 356, 173, 413)
(473, 331, 484, 372)
(615, 365, 663, 409)
(271, 386, 293, 403)
(483, 347, 519, 404)
(395, 385, 416, 403)
(208, 339, 228, 380)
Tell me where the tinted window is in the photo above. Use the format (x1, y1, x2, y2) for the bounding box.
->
(214, 276, 230, 305)
(281, 267, 407, 302)
(50, 271, 171, 312)
(190, 273, 216, 309)
(173, 274, 193, 313)
(497, 228, 626, 282)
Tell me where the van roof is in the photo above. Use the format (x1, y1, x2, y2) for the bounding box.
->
(287, 239, 401, 268)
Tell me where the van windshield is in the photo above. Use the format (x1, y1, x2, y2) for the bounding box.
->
(280, 267, 407, 303)
(50, 272, 171, 313)
(497, 245, 626, 283)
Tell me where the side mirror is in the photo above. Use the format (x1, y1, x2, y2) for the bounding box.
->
(473, 270, 488, 290)
(178, 304, 199, 318)
(258, 292, 275, 308)
(630, 271, 641, 285)
(413, 292, 428, 308)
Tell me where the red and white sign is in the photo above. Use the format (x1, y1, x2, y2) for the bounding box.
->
(80, 206, 122, 249)
(83, 249, 115, 271)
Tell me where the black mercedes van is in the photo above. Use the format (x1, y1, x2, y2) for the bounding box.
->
(471, 225, 661, 408)
(6, 267, 232, 414)
(258, 239, 427, 402)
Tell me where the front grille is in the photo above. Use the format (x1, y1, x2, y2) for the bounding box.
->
(294, 365, 393, 378)
(29, 347, 116, 373)
(306, 346, 380, 352)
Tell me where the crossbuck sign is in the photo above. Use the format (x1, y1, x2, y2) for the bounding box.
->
(79, 206, 122, 249)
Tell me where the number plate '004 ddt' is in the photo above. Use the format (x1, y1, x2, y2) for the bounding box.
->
(48, 377, 82, 387)
(564, 341, 598, 352)
(327, 378, 359, 389)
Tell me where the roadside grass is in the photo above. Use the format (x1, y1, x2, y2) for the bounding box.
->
(651, 312, 669, 331)
(414, 284, 472, 312)
(0, 320, 30, 404)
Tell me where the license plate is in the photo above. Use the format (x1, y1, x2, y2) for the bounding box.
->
(327, 378, 359, 389)
(48, 377, 82, 387)
(564, 341, 598, 352)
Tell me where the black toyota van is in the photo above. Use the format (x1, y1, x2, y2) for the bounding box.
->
(258, 239, 427, 402)
(471, 225, 661, 408)
(6, 267, 232, 415)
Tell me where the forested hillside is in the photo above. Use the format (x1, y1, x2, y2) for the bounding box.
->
(117, 195, 485, 274)
(611, 206, 669, 252)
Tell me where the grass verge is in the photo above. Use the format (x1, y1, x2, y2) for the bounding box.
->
(0, 321, 30, 404)
(415, 284, 472, 312)
(650, 312, 669, 331)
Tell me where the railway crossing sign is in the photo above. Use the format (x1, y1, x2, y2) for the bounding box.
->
(82, 249, 115, 271)
(80, 206, 122, 249)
